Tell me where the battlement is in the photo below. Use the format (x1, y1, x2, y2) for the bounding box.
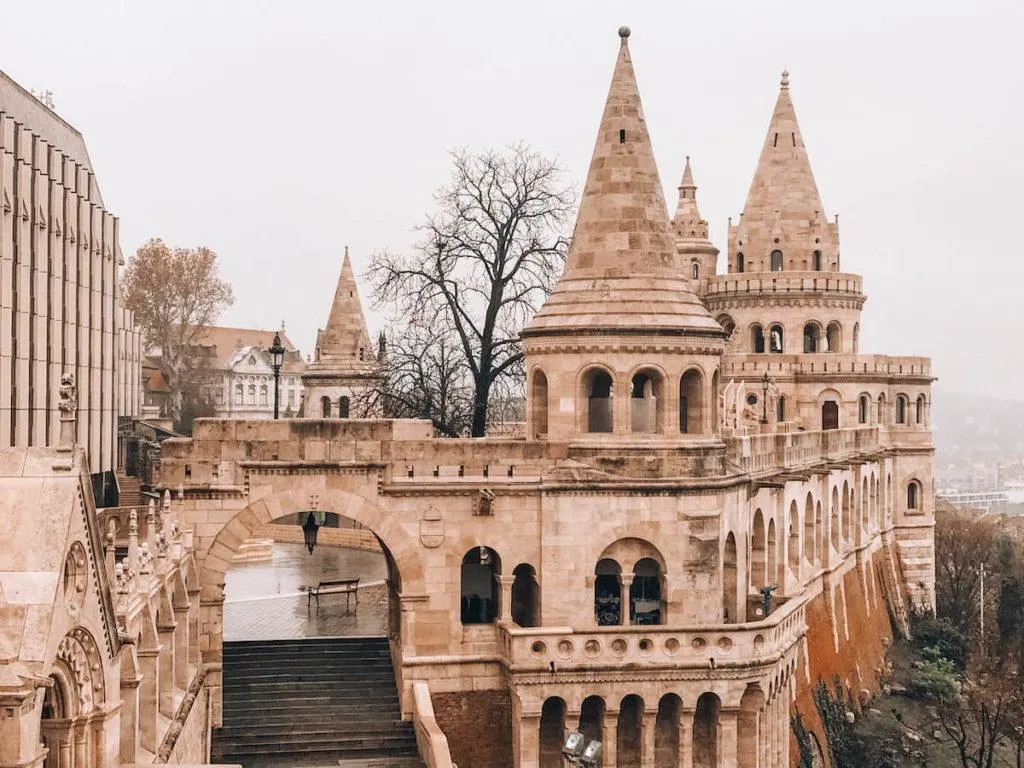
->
(722, 353, 932, 379)
(702, 271, 864, 303)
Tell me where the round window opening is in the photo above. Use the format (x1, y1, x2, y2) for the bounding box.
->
(747, 394, 758, 406)
(63, 542, 88, 612)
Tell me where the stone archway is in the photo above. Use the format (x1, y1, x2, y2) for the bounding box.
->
(190, 485, 427, 726)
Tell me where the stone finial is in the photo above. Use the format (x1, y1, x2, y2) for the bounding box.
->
(618, 26, 631, 39)
(128, 508, 138, 536)
(163, 489, 171, 511)
(781, 69, 790, 88)
(138, 542, 152, 574)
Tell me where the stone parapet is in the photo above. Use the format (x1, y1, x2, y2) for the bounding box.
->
(499, 599, 805, 675)
(726, 426, 879, 475)
(721, 353, 932, 379)
(702, 272, 864, 305)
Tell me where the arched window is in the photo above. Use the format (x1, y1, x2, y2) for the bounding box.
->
(751, 325, 765, 353)
(803, 323, 820, 353)
(858, 394, 869, 424)
(776, 395, 785, 423)
(320, 395, 331, 418)
(907, 481, 921, 511)
(234, 383, 243, 405)
(692, 262, 700, 279)
(247, 384, 256, 405)
(716, 314, 736, 340)
(788, 501, 801, 573)
(595, 559, 622, 626)
(916, 395, 926, 425)
(723, 532, 737, 623)
(825, 322, 842, 353)
(751, 509, 766, 590)
(679, 369, 704, 434)
(631, 369, 663, 434)
(338, 396, 350, 418)
(813, 250, 822, 271)
(259, 385, 268, 406)
(877, 394, 887, 424)
(511, 563, 539, 627)
(769, 324, 784, 353)
(531, 369, 549, 439)
(830, 487, 840, 551)
(630, 558, 663, 625)
(358, 347, 365, 361)
(461, 547, 500, 624)
(583, 368, 614, 433)
(736, 252, 745, 273)
(853, 323, 860, 353)
(770, 249, 783, 271)
(895, 394, 908, 424)
(822, 400, 839, 430)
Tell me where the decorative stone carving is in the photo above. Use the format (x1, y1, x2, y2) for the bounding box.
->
(62, 542, 88, 612)
(473, 488, 495, 516)
(138, 542, 153, 574)
(419, 506, 444, 548)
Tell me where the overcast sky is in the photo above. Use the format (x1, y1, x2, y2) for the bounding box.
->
(4, 0, 1021, 400)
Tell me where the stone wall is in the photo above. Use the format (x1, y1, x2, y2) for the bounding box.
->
(432, 689, 513, 768)
(791, 549, 894, 764)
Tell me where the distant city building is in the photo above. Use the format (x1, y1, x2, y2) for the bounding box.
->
(0, 69, 141, 486)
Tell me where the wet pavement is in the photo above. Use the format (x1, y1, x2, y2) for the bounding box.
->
(223, 543, 389, 641)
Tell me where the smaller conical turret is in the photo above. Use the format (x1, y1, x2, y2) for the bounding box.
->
(307, 246, 375, 373)
(672, 156, 719, 286)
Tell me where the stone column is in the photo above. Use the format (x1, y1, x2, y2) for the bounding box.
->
(174, 604, 191, 687)
(73, 725, 88, 768)
(157, 620, 177, 716)
(777, 693, 789, 768)
(719, 708, 739, 768)
(602, 710, 618, 767)
(516, 714, 541, 768)
(620, 575, 634, 626)
(678, 710, 693, 768)
(642, 710, 657, 767)
(187, 588, 201, 665)
(119, 673, 141, 763)
(59, 737, 72, 768)
(138, 647, 160, 752)
(499, 575, 515, 623)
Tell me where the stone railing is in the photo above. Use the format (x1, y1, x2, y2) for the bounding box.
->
(702, 271, 864, 300)
(412, 681, 457, 768)
(722, 354, 932, 378)
(499, 600, 805, 673)
(726, 426, 879, 474)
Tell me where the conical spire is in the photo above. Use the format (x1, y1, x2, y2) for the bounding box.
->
(739, 70, 826, 229)
(307, 246, 375, 373)
(672, 156, 710, 241)
(523, 28, 720, 338)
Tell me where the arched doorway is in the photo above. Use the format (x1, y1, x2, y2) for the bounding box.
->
(39, 629, 108, 768)
(461, 546, 500, 624)
(655, 694, 682, 768)
(539, 696, 567, 768)
(693, 692, 721, 768)
(617, 695, 645, 768)
(511, 563, 540, 627)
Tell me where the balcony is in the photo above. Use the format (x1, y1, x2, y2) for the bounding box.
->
(702, 271, 864, 304)
(498, 599, 805, 674)
(726, 426, 879, 475)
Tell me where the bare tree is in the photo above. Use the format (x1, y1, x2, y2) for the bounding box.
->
(121, 238, 234, 423)
(368, 143, 574, 437)
(935, 507, 998, 640)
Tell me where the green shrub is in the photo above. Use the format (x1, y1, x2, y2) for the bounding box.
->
(908, 652, 961, 701)
(911, 610, 969, 671)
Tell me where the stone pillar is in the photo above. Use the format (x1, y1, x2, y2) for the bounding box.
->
(200, 585, 226, 727)
(138, 647, 160, 752)
(719, 708, 739, 768)
(174, 604, 190, 687)
(614, 376, 629, 434)
(73, 725, 88, 768)
(499, 575, 515, 623)
(516, 714, 541, 768)
(678, 710, 693, 768)
(157, 620, 177, 716)
(642, 710, 657, 767)
(602, 710, 618, 767)
(59, 737, 72, 768)
(119, 674, 141, 763)
(776, 693, 789, 768)
(620, 575, 634, 626)
(187, 588, 201, 665)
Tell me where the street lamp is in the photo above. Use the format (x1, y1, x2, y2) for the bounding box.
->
(562, 732, 602, 767)
(760, 369, 771, 425)
(301, 512, 320, 554)
(268, 331, 286, 420)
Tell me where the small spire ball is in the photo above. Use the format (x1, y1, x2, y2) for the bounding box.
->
(618, 26, 631, 39)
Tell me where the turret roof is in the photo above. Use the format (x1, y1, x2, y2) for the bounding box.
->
(306, 247, 375, 374)
(672, 156, 713, 244)
(523, 29, 720, 338)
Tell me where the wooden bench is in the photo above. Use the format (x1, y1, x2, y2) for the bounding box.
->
(307, 578, 360, 611)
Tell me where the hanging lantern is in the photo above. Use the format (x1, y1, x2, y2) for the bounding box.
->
(479, 546, 490, 566)
(302, 512, 320, 555)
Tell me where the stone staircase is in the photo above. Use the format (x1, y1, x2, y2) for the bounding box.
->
(212, 637, 423, 768)
(115, 470, 143, 509)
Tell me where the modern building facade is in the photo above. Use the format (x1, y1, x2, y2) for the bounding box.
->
(0, 70, 141, 482)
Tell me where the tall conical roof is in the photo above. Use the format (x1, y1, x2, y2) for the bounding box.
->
(739, 70, 826, 229)
(306, 247, 375, 374)
(672, 156, 711, 242)
(523, 28, 720, 338)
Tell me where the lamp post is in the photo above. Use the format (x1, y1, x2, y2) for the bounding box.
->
(760, 370, 771, 425)
(268, 331, 285, 420)
(302, 512, 320, 554)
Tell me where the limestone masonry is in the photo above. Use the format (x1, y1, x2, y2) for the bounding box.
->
(0, 28, 934, 768)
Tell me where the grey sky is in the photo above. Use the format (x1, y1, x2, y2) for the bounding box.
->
(4, 0, 1021, 399)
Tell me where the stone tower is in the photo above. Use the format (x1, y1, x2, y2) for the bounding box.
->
(672, 156, 720, 292)
(301, 247, 381, 417)
(521, 27, 726, 442)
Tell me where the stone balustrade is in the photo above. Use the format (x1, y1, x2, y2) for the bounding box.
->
(726, 426, 879, 474)
(722, 353, 932, 378)
(499, 599, 806, 673)
(702, 271, 864, 300)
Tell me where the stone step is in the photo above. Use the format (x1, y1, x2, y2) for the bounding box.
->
(215, 726, 417, 746)
(213, 734, 417, 756)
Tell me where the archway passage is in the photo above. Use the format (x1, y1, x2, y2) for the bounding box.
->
(693, 692, 721, 768)
(539, 697, 567, 768)
(618, 695, 645, 768)
(511, 563, 540, 627)
(461, 546, 501, 624)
